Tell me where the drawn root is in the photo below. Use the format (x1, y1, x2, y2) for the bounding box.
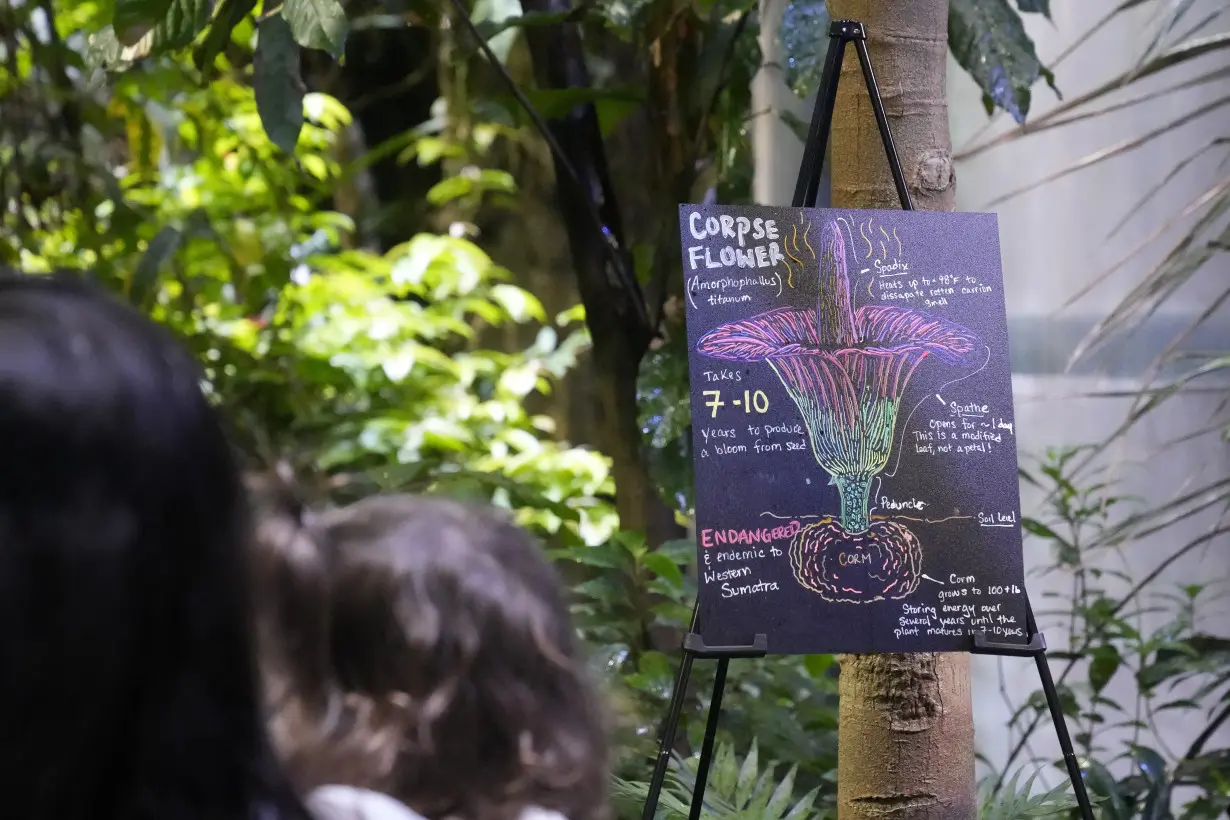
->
(789, 518, 922, 603)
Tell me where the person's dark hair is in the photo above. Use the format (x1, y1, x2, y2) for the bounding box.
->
(245, 463, 334, 780)
(0, 271, 312, 820)
(277, 493, 610, 820)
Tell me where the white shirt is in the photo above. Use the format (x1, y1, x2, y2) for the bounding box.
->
(308, 786, 426, 820)
(307, 785, 570, 820)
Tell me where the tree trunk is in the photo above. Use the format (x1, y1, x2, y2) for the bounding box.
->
(518, 7, 684, 548)
(827, 2, 976, 820)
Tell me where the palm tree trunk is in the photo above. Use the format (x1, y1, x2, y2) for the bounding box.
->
(827, 2, 976, 820)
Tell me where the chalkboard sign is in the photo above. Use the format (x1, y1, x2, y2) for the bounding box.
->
(680, 204, 1028, 655)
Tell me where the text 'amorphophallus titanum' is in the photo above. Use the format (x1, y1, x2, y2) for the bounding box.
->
(695, 218, 982, 603)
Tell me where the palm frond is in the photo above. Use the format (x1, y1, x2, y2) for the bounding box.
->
(615, 739, 822, 820)
(1060, 174, 1230, 316)
(958, 30, 1230, 162)
(978, 769, 1085, 820)
(1066, 183, 1230, 365)
(982, 94, 1230, 208)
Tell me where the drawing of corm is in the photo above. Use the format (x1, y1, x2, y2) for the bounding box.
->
(695, 216, 982, 604)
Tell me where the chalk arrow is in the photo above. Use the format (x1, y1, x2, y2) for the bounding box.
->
(935, 393, 946, 405)
(922, 574, 945, 585)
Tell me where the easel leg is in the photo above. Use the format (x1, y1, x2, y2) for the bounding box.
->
(791, 30, 847, 209)
(1026, 605, 1096, 820)
(790, 21, 912, 212)
(973, 603, 1096, 820)
(639, 616, 767, 820)
(687, 658, 731, 820)
(642, 602, 701, 820)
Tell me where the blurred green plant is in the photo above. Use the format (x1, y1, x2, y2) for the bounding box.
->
(612, 739, 822, 820)
(2, 4, 617, 549)
(997, 447, 1230, 820)
(979, 769, 1084, 820)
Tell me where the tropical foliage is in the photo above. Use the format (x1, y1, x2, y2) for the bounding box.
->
(1, 0, 1227, 818)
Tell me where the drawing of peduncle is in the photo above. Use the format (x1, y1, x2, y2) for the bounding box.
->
(695, 218, 982, 602)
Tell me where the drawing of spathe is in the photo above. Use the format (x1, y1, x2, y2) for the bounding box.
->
(695, 217, 982, 604)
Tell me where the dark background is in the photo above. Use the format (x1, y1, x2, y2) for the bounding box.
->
(681, 204, 1029, 655)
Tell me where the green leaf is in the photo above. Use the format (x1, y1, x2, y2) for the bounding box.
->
(1130, 745, 1171, 820)
(489, 283, 545, 322)
(803, 654, 834, 677)
(193, 0, 259, 72)
(132, 226, 182, 308)
(655, 538, 696, 566)
(89, 0, 212, 67)
(254, 14, 305, 154)
(114, 0, 174, 45)
(734, 738, 759, 808)
(283, 0, 348, 57)
(764, 765, 799, 820)
(1089, 644, 1122, 694)
(779, 0, 830, 97)
(1020, 518, 1063, 541)
(948, 0, 1044, 123)
(1081, 758, 1130, 820)
(149, 0, 213, 51)
(1015, 0, 1050, 18)
(637, 650, 672, 679)
(710, 742, 740, 798)
(641, 552, 684, 588)
(426, 176, 474, 205)
(88, 0, 211, 67)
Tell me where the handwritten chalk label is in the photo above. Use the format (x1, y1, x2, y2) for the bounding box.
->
(681, 205, 1028, 655)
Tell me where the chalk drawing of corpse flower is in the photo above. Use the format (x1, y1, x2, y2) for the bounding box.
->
(695, 218, 982, 603)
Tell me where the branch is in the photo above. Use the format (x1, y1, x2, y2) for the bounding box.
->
(1184, 700, 1230, 763)
(448, 0, 651, 334)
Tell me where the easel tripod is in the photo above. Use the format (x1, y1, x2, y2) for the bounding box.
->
(642, 20, 1097, 820)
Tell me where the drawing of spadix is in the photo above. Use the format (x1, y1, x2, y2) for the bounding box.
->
(695, 217, 982, 603)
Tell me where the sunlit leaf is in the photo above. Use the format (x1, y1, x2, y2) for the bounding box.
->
(490, 283, 545, 322)
(426, 176, 474, 205)
(114, 0, 174, 45)
(89, 0, 212, 67)
(471, 0, 523, 65)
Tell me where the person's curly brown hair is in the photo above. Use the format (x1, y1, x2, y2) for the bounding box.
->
(253, 492, 611, 820)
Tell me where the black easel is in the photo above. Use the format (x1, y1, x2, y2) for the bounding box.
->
(643, 19, 1097, 820)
